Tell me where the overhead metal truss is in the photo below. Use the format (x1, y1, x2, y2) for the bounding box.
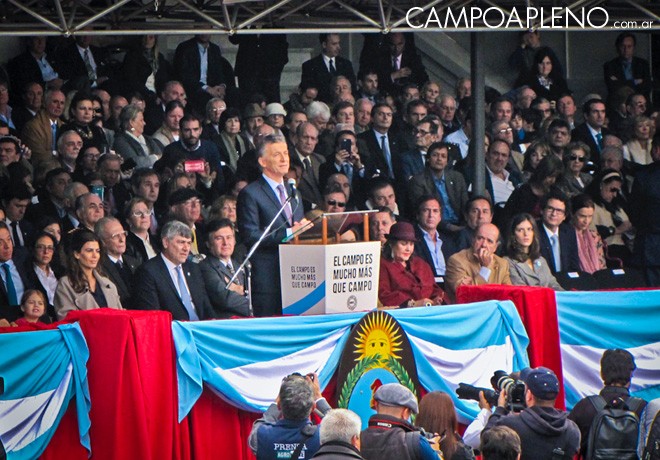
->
(1, 0, 659, 36)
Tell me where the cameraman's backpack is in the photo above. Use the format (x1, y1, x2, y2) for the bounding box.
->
(642, 408, 660, 460)
(585, 395, 644, 460)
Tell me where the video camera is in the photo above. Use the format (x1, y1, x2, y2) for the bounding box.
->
(456, 370, 526, 413)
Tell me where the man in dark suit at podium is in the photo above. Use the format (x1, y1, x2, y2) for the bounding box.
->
(237, 135, 309, 317)
(300, 34, 356, 104)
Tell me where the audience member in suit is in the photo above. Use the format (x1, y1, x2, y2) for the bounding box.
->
(0, 222, 33, 322)
(445, 223, 511, 303)
(21, 89, 66, 169)
(24, 231, 61, 321)
(357, 102, 407, 187)
(401, 117, 441, 179)
(536, 191, 581, 274)
(25, 168, 71, 226)
(237, 134, 309, 316)
(199, 218, 251, 318)
(8, 37, 63, 98)
(97, 154, 131, 219)
(228, 32, 289, 105)
(318, 131, 368, 209)
(173, 35, 237, 116)
(11, 82, 43, 134)
(112, 104, 162, 169)
(3, 183, 36, 249)
(236, 122, 275, 184)
(300, 34, 356, 104)
(290, 122, 326, 210)
(60, 182, 89, 234)
(571, 99, 611, 165)
(603, 32, 653, 100)
(56, 33, 109, 92)
(504, 213, 564, 290)
(407, 142, 468, 232)
(95, 217, 140, 309)
(132, 220, 215, 321)
(124, 197, 160, 267)
(144, 81, 186, 136)
(54, 229, 122, 320)
(365, 177, 402, 218)
(121, 35, 172, 101)
(413, 196, 458, 281)
(374, 32, 429, 97)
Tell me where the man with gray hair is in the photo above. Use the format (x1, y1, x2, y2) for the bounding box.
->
(132, 220, 215, 320)
(249, 372, 331, 460)
(312, 408, 364, 459)
(95, 216, 139, 308)
(306, 101, 332, 134)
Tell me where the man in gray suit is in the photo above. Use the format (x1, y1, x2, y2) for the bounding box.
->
(199, 218, 251, 318)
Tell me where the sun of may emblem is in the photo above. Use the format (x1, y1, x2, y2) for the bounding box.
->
(354, 311, 403, 367)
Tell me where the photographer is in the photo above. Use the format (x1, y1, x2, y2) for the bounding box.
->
(360, 383, 442, 460)
(248, 372, 331, 460)
(482, 367, 580, 460)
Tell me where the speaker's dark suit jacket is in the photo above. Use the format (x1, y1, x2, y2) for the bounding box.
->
(101, 254, 139, 309)
(237, 176, 304, 316)
(173, 38, 237, 112)
(199, 255, 250, 318)
(132, 254, 215, 321)
(300, 54, 356, 104)
(414, 224, 458, 278)
(571, 123, 611, 165)
(603, 56, 652, 98)
(536, 221, 581, 274)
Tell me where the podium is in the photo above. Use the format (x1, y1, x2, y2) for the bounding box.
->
(279, 210, 381, 315)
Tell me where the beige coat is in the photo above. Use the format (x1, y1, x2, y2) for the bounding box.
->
(54, 271, 123, 320)
(445, 248, 512, 302)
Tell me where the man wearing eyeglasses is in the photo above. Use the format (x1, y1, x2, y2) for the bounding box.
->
(95, 217, 139, 308)
(537, 191, 580, 274)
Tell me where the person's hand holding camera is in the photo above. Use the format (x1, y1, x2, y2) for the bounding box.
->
(478, 391, 492, 411)
(497, 388, 508, 409)
(306, 373, 323, 400)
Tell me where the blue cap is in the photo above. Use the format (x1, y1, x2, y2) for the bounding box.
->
(520, 367, 559, 401)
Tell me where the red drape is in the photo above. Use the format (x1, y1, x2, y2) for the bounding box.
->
(38, 287, 564, 457)
(456, 284, 565, 409)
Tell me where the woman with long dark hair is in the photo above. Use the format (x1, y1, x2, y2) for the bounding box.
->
(519, 48, 570, 105)
(417, 391, 475, 460)
(570, 194, 606, 274)
(504, 213, 563, 290)
(60, 92, 109, 152)
(54, 229, 122, 319)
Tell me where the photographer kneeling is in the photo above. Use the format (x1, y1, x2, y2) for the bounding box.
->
(481, 367, 580, 460)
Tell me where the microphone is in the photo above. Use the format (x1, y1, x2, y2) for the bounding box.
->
(287, 178, 297, 197)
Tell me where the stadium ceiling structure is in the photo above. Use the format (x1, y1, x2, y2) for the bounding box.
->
(2, 0, 660, 36)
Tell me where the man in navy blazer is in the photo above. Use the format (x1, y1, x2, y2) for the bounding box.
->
(0, 222, 33, 322)
(300, 34, 356, 104)
(413, 196, 458, 281)
(536, 192, 580, 274)
(56, 33, 109, 92)
(132, 220, 215, 321)
(237, 135, 308, 317)
(374, 32, 429, 96)
(603, 32, 653, 99)
(571, 99, 611, 166)
(173, 35, 237, 115)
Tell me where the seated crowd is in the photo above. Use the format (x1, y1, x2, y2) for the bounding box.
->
(0, 29, 658, 326)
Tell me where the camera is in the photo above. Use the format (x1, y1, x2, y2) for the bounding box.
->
(456, 370, 527, 413)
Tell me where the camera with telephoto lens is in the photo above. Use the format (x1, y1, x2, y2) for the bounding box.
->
(456, 370, 527, 413)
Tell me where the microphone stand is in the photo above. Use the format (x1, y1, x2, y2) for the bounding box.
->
(226, 191, 296, 316)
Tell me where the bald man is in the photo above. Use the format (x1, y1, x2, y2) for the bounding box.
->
(445, 223, 511, 302)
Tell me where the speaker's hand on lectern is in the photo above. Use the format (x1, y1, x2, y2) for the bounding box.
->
(291, 218, 313, 234)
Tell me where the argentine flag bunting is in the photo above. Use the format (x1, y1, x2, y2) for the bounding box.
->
(557, 290, 660, 410)
(172, 300, 529, 422)
(0, 324, 91, 460)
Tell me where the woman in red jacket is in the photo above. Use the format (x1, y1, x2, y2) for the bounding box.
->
(378, 221, 445, 308)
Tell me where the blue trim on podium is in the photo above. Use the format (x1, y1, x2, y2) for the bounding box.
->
(282, 282, 326, 315)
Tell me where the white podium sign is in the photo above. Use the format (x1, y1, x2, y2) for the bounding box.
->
(280, 241, 381, 315)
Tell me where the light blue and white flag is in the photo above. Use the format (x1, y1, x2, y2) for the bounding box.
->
(172, 300, 529, 422)
(557, 290, 660, 410)
(0, 324, 91, 460)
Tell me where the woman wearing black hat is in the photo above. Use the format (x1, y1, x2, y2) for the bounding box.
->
(378, 221, 445, 308)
